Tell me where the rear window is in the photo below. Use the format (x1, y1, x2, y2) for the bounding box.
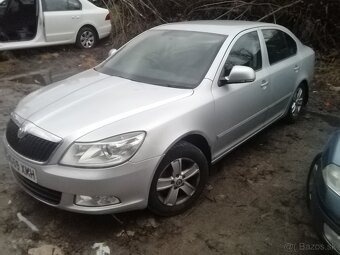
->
(87, 0, 105, 8)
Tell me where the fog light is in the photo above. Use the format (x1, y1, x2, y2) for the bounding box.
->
(75, 195, 120, 207)
(324, 223, 340, 251)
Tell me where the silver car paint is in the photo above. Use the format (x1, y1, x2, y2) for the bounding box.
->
(3, 21, 315, 214)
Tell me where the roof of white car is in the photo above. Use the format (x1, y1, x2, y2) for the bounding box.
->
(153, 20, 277, 35)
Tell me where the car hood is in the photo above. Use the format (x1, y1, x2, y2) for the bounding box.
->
(15, 69, 193, 139)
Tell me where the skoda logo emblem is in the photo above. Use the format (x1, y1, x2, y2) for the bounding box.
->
(17, 124, 28, 139)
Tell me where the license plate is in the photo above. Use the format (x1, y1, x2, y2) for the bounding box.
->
(7, 152, 37, 183)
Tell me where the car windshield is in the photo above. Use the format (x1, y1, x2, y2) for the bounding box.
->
(96, 30, 227, 89)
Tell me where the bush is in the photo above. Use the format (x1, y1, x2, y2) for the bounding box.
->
(104, 0, 339, 52)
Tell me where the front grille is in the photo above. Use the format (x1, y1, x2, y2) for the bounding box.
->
(6, 119, 59, 162)
(13, 170, 62, 205)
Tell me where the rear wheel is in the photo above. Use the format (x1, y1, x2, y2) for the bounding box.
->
(76, 26, 98, 49)
(148, 141, 209, 216)
(285, 84, 307, 123)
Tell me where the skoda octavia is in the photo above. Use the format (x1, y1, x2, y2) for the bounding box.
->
(3, 21, 315, 216)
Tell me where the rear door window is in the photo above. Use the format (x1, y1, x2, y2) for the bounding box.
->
(43, 0, 81, 11)
(262, 29, 297, 65)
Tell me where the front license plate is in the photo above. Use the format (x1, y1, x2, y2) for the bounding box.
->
(7, 152, 37, 183)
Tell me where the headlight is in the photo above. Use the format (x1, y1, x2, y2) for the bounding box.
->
(60, 132, 145, 167)
(323, 164, 340, 195)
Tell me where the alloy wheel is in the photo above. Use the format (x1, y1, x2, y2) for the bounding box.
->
(291, 87, 304, 117)
(80, 31, 95, 48)
(156, 158, 200, 206)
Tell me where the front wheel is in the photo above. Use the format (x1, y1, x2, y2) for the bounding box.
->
(76, 26, 98, 49)
(307, 153, 321, 209)
(148, 141, 209, 216)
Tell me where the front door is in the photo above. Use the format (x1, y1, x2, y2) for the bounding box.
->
(212, 30, 271, 158)
(42, 0, 82, 42)
(0, 0, 39, 42)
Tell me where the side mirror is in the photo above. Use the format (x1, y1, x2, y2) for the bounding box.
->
(108, 48, 117, 57)
(219, 65, 256, 86)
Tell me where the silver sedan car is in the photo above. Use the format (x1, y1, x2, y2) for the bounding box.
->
(3, 21, 315, 216)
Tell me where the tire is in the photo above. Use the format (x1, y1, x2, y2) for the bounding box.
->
(76, 26, 98, 49)
(148, 141, 209, 216)
(307, 153, 322, 210)
(284, 84, 307, 123)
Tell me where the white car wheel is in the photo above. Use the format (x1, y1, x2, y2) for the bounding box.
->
(76, 27, 98, 49)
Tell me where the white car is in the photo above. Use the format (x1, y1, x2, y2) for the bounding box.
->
(0, 0, 111, 50)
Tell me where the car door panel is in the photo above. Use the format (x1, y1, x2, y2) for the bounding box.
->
(42, 0, 82, 42)
(213, 68, 271, 157)
(261, 29, 300, 121)
(44, 11, 82, 42)
(266, 58, 298, 120)
(212, 30, 271, 159)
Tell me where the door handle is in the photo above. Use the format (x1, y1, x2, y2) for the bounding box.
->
(72, 16, 80, 19)
(260, 80, 269, 88)
(294, 65, 300, 72)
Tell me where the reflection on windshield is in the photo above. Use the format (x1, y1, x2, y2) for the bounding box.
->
(97, 30, 227, 89)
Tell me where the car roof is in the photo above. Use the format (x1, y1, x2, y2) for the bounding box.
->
(152, 20, 276, 35)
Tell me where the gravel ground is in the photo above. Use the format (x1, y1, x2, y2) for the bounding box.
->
(0, 43, 339, 255)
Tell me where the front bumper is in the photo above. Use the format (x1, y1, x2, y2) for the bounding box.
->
(310, 190, 340, 253)
(3, 137, 161, 214)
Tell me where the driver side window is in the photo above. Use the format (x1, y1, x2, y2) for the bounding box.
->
(224, 31, 262, 76)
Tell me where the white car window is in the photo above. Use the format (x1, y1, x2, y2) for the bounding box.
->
(43, 0, 81, 11)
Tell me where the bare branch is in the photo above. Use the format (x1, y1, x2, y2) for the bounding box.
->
(257, 0, 302, 22)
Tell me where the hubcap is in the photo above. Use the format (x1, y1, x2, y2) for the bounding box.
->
(80, 31, 95, 48)
(291, 87, 304, 117)
(156, 158, 200, 206)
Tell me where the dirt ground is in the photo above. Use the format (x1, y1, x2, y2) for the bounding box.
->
(0, 41, 339, 255)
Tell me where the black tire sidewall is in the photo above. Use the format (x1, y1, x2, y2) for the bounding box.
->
(307, 153, 322, 209)
(76, 26, 98, 49)
(148, 141, 209, 216)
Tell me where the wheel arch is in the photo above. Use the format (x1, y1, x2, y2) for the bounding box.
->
(145, 131, 213, 206)
(181, 134, 212, 165)
(147, 132, 211, 215)
(160, 132, 213, 166)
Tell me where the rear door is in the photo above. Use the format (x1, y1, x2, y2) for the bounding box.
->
(42, 0, 82, 42)
(260, 29, 300, 121)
